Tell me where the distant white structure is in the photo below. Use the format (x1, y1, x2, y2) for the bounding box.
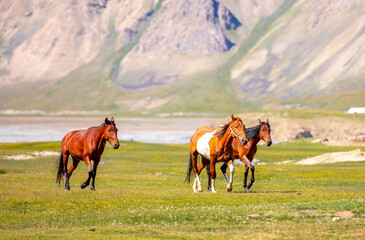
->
(347, 107, 365, 114)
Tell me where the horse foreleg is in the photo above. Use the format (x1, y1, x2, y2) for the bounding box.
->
(90, 158, 100, 191)
(81, 156, 93, 189)
(220, 163, 229, 183)
(247, 164, 255, 190)
(226, 160, 235, 192)
(210, 159, 217, 193)
(243, 165, 249, 191)
(206, 160, 212, 191)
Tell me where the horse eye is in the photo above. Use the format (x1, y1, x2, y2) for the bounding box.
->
(107, 130, 110, 132)
(235, 126, 238, 129)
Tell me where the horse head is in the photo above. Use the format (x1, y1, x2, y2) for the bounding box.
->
(258, 118, 272, 146)
(230, 114, 248, 146)
(104, 117, 120, 149)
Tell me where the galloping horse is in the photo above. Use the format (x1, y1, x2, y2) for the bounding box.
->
(185, 114, 248, 193)
(217, 119, 272, 191)
(56, 117, 120, 191)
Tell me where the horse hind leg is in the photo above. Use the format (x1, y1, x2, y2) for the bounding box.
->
(65, 157, 79, 191)
(191, 152, 202, 193)
(62, 151, 70, 191)
(197, 157, 209, 192)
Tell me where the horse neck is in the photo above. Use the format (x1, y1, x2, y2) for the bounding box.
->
(250, 135, 261, 147)
(218, 124, 234, 149)
(245, 124, 262, 141)
(96, 124, 106, 150)
(249, 124, 267, 146)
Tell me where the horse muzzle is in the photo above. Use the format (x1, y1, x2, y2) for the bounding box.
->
(240, 139, 248, 146)
(266, 141, 272, 146)
(113, 142, 120, 149)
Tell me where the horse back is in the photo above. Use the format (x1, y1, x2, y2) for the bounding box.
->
(190, 128, 215, 146)
(62, 127, 99, 159)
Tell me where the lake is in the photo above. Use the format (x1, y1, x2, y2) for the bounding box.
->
(0, 117, 220, 144)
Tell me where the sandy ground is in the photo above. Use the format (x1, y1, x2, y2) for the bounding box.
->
(313, 135, 365, 146)
(3, 151, 59, 160)
(296, 149, 365, 165)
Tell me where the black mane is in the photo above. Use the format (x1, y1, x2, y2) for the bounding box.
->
(245, 122, 270, 140)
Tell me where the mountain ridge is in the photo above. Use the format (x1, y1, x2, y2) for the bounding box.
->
(1, 0, 364, 114)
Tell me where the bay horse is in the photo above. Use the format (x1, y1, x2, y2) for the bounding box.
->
(185, 114, 248, 193)
(214, 119, 272, 192)
(56, 117, 120, 191)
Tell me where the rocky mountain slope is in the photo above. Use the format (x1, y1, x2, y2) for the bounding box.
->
(0, 0, 364, 114)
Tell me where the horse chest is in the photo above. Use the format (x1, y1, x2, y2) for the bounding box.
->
(197, 130, 217, 160)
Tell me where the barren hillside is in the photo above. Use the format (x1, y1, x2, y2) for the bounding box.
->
(0, 0, 364, 114)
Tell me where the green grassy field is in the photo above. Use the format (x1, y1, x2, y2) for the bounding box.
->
(0, 140, 364, 239)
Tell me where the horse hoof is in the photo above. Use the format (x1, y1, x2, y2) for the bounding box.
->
(245, 187, 249, 192)
(81, 183, 88, 189)
(90, 187, 95, 191)
(226, 187, 232, 192)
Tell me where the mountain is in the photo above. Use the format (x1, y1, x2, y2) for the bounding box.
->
(1, 0, 364, 115)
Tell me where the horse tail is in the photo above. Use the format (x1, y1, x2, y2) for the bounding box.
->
(185, 153, 193, 183)
(56, 152, 64, 185)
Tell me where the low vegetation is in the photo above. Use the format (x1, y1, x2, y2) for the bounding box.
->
(0, 140, 364, 239)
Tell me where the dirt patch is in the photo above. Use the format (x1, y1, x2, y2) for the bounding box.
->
(335, 211, 354, 219)
(296, 149, 365, 165)
(3, 151, 59, 160)
(248, 213, 260, 218)
(264, 211, 285, 216)
(275, 160, 294, 165)
(292, 210, 321, 216)
(313, 135, 365, 146)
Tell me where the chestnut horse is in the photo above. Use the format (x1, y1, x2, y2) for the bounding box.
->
(56, 117, 119, 191)
(214, 119, 272, 192)
(185, 114, 248, 193)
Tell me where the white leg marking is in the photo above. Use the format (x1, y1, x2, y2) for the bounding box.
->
(193, 178, 197, 192)
(196, 174, 203, 192)
(227, 164, 235, 191)
(211, 179, 216, 193)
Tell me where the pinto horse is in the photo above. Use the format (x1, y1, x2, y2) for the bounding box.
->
(56, 117, 119, 191)
(216, 119, 272, 191)
(185, 114, 248, 193)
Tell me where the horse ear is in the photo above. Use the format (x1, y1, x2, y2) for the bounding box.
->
(266, 118, 269, 124)
(105, 118, 109, 124)
(111, 117, 115, 122)
(231, 114, 235, 121)
(258, 118, 262, 124)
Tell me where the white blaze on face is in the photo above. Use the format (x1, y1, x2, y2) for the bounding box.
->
(197, 130, 217, 160)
